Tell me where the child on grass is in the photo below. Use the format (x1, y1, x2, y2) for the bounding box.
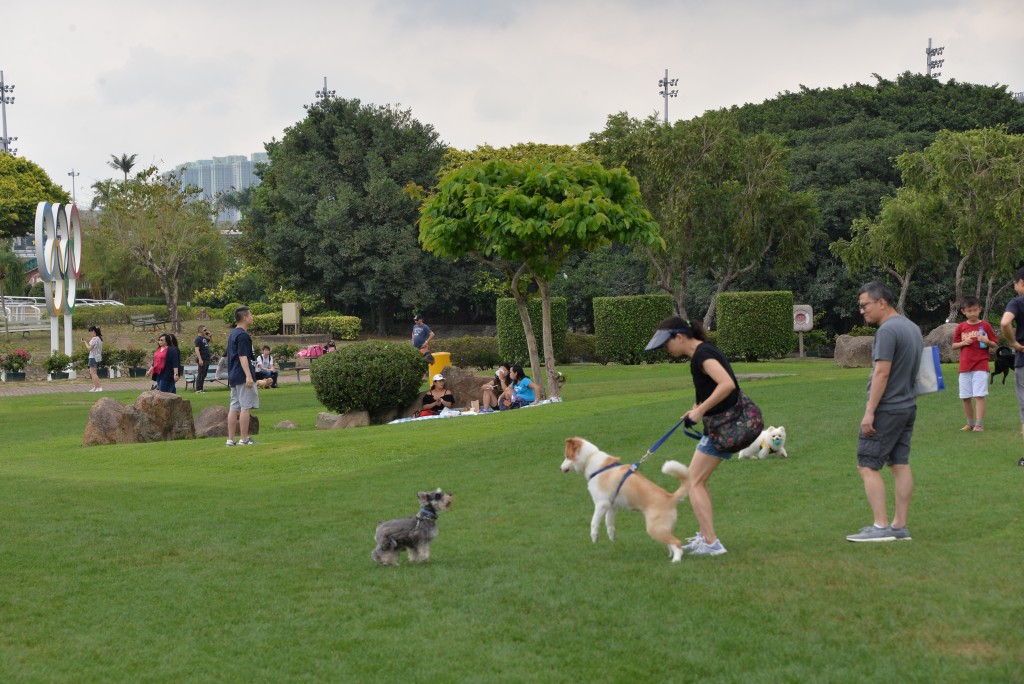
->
(952, 296, 997, 431)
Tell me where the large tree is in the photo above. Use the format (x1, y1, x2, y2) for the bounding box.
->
(241, 97, 464, 333)
(419, 158, 662, 394)
(830, 187, 948, 315)
(896, 127, 1024, 318)
(588, 109, 817, 326)
(93, 167, 222, 332)
(0, 155, 70, 239)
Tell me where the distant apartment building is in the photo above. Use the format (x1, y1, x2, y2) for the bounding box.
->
(172, 152, 269, 224)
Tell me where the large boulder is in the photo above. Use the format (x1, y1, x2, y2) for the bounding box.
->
(439, 364, 491, 407)
(834, 335, 875, 368)
(316, 412, 342, 429)
(923, 322, 959, 364)
(83, 391, 195, 446)
(194, 405, 260, 439)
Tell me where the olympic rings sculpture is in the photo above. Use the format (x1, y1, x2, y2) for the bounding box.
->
(34, 202, 82, 317)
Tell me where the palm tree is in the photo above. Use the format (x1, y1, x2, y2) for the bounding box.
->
(108, 153, 138, 182)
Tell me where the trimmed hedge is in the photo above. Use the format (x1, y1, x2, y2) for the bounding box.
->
(310, 340, 424, 417)
(436, 336, 500, 370)
(561, 332, 606, 364)
(496, 297, 566, 365)
(220, 302, 278, 326)
(250, 312, 283, 335)
(716, 291, 794, 361)
(73, 305, 173, 327)
(593, 295, 675, 365)
(303, 315, 361, 340)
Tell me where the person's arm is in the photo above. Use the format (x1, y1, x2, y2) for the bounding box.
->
(951, 326, 969, 350)
(984, 322, 998, 344)
(1001, 312, 1020, 352)
(171, 349, 180, 381)
(527, 380, 540, 404)
(195, 343, 204, 366)
(683, 358, 737, 424)
(422, 330, 435, 350)
(241, 337, 255, 387)
(861, 360, 891, 437)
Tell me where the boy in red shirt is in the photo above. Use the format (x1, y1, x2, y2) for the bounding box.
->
(952, 296, 998, 431)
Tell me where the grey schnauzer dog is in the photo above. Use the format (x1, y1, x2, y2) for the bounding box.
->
(372, 489, 454, 566)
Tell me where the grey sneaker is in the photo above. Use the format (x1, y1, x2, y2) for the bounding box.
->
(846, 525, 896, 542)
(238, 437, 256, 446)
(225, 439, 237, 447)
(690, 539, 727, 556)
(888, 526, 912, 541)
(682, 532, 705, 551)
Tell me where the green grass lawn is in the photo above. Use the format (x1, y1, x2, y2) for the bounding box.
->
(1, 360, 1021, 682)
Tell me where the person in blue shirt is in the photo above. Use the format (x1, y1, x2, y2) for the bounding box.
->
(497, 364, 539, 410)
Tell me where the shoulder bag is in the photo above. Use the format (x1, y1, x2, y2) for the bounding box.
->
(702, 391, 764, 453)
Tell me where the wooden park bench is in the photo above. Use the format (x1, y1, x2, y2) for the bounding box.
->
(183, 358, 227, 390)
(130, 314, 170, 331)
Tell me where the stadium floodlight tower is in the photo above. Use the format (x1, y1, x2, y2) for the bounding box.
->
(1, 70, 17, 155)
(926, 38, 944, 79)
(315, 77, 336, 103)
(659, 68, 679, 125)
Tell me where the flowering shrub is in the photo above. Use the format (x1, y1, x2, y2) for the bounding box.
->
(1, 348, 31, 372)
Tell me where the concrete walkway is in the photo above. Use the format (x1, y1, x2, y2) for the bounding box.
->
(0, 369, 309, 398)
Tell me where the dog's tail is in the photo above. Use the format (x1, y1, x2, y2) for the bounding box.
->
(661, 460, 690, 502)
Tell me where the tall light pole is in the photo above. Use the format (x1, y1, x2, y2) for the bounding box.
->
(659, 69, 678, 125)
(926, 38, 944, 79)
(68, 169, 80, 203)
(315, 77, 336, 103)
(1, 70, 17, 155)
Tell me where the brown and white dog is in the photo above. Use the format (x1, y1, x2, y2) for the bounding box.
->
(255, 378, 274, 389)
(561, 437, 690, 562)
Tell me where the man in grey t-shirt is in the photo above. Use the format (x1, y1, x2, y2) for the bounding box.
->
(847, 282, 922, 543)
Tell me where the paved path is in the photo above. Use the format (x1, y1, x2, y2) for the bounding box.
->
(0, 369, 310, 398)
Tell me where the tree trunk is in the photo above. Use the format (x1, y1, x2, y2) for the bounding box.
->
(538, 278, 557, 400)
(885, 265, 913, 316)
(647, 246, 688, 319)
(949, 249, 973, 322)
(510, 265, 543, 390)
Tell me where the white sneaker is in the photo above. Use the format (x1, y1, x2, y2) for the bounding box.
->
(95, 388, 103, 392)
(690, 539, 728, 556)
(682, 532, 704, 551)
(226, 439, 237, 447)
(87, 388, 96, 392)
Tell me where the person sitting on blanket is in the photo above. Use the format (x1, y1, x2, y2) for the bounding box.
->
(420, 374, 455, 416)
(497, 364, 539, 410)
(481, 362, 512, 411)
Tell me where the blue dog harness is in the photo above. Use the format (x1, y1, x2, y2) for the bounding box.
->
(587, 418, 689, 502)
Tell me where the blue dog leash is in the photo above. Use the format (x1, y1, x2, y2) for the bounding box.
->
(588, 417, 690, 502)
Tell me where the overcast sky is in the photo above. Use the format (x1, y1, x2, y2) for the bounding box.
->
(4, 0, 1022, 208)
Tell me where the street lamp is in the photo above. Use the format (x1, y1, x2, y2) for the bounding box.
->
(315, 77, 336, 103)
(1, 70, 16, 155)
(659, 68, 678, 125)
(68, 169, 80, 203)
(926, 38, 944, 79)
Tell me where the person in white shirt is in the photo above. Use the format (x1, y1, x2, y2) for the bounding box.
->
(255, 345, 279, 388)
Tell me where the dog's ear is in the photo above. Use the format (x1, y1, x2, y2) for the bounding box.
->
(565, 437, 583, 461)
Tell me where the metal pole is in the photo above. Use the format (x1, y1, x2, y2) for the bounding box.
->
(68, 169, 80, 203)
(1, 71, 9, 154)
(663, 68, 671, 124)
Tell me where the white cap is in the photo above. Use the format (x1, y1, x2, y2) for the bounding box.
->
(432, 374, 445, 382)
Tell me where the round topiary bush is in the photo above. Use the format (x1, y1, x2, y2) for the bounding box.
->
(310, 341, 425, 415)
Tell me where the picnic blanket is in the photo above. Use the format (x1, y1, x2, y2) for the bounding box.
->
(388, 398, 562, 425)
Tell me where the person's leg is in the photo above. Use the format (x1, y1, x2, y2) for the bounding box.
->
(195, 364, 205, 392)
(90, 366, 100, 390)
(271, 370, 278, 387)
(961, 398, 974, 427)
(857, 466, 889, 527)
(688, 449, 723, 544)
(974, 397, 985, 427)
(973, 372, 987, 428)
(227, 409, 238, 442)
(239, 409, 250, 441)
(890, 464, 913, 529)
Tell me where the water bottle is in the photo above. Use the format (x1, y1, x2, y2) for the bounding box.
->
(978, 326, 987, 349)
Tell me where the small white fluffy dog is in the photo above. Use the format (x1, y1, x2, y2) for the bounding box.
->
(737, 425, 788, 460)
(561, 437, 690, 562)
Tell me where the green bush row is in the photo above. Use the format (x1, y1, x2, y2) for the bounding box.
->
(303, 315, 361, 340)
(250, 313, 284, 335)
(219, 302, 280, 326)
(561, 332, 606, 364)
(593, 295, 674, 365)
(73, 305, 182, 327)
(496, 298, 566, 365)
(436, 336, 500, 370)
(717, 291, 794, 360)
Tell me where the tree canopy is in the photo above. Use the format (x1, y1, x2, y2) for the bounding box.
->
(241, 97, 469, 333)
(0, 155, 71, 239)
